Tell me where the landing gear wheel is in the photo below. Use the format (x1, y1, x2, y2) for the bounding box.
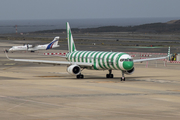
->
(110, 74, 113, 78)
(80, 74, 84, 79)
(121, 77, 125, 81)
(76, 74, 84, 79)
(106, 74, 113, 78)
(106, 70, 113, 78)
(106, 74, 110, 78)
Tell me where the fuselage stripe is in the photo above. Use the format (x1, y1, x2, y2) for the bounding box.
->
(111, 52, 117, 70)
(106, 52, 112, 69)
(77, 51, 83, 62)
(85, 51, 90, 63)
(98, 52, 105, 69)
(102, 52, 109, 69)
(93, 52, 100, 70)
(74, 51, 78, 62)
(81, 51, 87, 62)
(88, 52, 95, 63)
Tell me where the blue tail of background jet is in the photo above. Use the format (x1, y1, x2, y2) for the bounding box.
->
(46, 36, 60, 50)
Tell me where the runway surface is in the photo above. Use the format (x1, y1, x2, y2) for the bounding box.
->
(0, 41, 180, 120)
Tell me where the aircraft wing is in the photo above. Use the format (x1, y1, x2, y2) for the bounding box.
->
(133, 56, 168, 63)
(5, 52, 93, 67)
(134, 46, 170, 63)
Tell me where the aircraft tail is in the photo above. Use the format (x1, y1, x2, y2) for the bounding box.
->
(67, 22, 76, 53)
(46, 36, 60, 50)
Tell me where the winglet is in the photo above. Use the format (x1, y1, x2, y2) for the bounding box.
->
(168, 46, 170, 60)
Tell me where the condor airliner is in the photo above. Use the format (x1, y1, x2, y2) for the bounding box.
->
(5, 22, 170, 81)
(8, 36, 60, 52)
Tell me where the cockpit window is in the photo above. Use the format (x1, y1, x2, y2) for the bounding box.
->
(129, 59, 133, 61)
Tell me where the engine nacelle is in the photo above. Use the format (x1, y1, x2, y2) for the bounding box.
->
(124, 67, 135, 75)
(67, 65, 81, 75)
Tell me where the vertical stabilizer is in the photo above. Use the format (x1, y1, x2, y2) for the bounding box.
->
(52, 36, 59, 46)
(46, 36, 60, 50)
(67, 22, 76, 53)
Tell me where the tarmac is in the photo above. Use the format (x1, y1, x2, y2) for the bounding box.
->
(0, 41, 180, 120)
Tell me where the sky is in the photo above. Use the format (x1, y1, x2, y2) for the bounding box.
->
(0, 0, 180, 20)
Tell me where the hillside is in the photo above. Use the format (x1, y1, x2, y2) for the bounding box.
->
(34, 20, 180, 34)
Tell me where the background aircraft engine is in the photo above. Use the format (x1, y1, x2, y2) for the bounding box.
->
(67, 65, 81, 75)
(124, 67, 134, 75)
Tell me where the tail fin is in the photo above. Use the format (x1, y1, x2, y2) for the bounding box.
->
(66, 22, 76, 53)
(52, 36, 59, 46)
(46, 36, 60, 50)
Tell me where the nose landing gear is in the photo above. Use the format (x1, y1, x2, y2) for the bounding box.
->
(121, 71, 125, 81)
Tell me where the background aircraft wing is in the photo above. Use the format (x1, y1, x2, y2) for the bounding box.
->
(5, 52, 93, 67)
(133, 56, 168, 63)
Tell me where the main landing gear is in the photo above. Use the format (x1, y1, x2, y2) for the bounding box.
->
(76, 68, 84, 79)
(121, 71, 125, 81)
(76, 74, 84, 79)
(106, 70, 113, 78)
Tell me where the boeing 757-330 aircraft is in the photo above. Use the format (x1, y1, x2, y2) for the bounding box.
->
(5, 22, 170, 81)
(8, 36, 60, 52)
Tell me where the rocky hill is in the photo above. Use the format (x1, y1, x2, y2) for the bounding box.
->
(166, 20, 180, 24)
(34, 20, 180, 34)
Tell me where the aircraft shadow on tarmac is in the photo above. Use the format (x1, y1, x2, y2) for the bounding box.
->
(0, 76, 23, 80)
(36, 75, 171, 82)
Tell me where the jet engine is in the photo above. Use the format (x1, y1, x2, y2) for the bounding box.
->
(124, 67, 135, 75)
(67, 65, 81, 75)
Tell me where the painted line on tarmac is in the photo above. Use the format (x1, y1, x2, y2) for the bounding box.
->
(7, 102, 26, 111)
(4, 63, 16, 66)
(3, 63, 29, 70)
(3, 63, 16, 70)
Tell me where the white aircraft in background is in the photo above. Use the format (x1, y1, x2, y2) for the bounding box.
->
(8, 36, 60, 52)
(5, 22, 170, 81)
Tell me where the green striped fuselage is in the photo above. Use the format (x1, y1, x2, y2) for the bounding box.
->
(67, 51, 134, 71)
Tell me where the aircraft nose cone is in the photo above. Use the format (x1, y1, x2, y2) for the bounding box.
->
(123, 61, 134, 70)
